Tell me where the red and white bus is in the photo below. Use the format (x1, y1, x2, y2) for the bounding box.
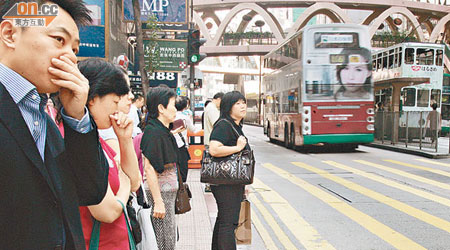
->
(263, 24, 375, 149)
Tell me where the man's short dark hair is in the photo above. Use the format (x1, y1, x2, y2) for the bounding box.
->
(175, 96, 188, 111)
(133, 93, 144, 103)
(213, 92, 224, 100)
(432, 103, 438, 110)
(0, 0, 92, 26)
(78, 58, 130, 103)
(146, 86, 176, 119)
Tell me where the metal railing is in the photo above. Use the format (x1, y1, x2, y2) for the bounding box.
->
(374, 111, 440, 152)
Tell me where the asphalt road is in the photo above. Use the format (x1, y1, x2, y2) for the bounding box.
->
(244, 124, 450, 250)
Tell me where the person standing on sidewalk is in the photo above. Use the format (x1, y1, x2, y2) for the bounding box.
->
(78, 58, 138, 249)
(174, 96, 201, 182)
(0, 2, 109, 249)
(203, 92, 224, 192)
(141, 86, 179, 250)
(209, 91, 250, 250)
(426, 102, 441, 144)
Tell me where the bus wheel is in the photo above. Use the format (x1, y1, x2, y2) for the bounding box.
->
(267, 124, 274, 143)
(289, 125, 295, 149)
(284, 126, 289, 148)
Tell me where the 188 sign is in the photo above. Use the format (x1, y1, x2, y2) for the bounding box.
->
(149, 72, 178, 88)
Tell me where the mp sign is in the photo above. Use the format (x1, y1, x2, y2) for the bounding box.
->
(123, 0, 188, 24)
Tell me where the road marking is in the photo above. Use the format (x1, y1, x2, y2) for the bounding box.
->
(252, 178, 336, 250)
(250, 207, 279, 250)
(262, 163, 425, 250)
(293, 161, 450, 235)
(416, 158, 450, 168)
(355, 160, 450, 190)
(324, 160, 450, 209)
(384, 159, 450, 178)
(248, 192, 297, 249)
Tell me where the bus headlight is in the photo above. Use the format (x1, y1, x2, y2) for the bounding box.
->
(367, 116, 375, 123)
(367, 124, 375, 131)
(367, 108, 375, 115)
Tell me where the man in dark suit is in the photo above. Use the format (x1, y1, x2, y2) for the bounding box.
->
(0, 1, 108, 249)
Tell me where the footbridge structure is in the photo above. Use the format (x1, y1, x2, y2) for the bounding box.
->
(193, 0, 450, 58)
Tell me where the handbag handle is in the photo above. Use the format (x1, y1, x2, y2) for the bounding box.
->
(88, 201, 137, 250)
(175, 163, 184, 190)
(217, 119, 249, 150)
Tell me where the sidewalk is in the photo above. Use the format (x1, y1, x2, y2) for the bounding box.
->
(368, 137, 450, 159)
(177, 169, 266, 250)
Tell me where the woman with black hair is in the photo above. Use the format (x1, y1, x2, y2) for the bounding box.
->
(334, 47, 372, 100)
(140, 86, 179, 250)
(208, 91, 250, 250)
(77, 58, 140, 250)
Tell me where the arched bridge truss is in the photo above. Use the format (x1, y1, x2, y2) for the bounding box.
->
(193, 0, 450, 56)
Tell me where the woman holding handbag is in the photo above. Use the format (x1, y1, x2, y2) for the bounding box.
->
(78, 59, 138, 250)
(208, 91, 250, 250)
(140, 86, 179, 250)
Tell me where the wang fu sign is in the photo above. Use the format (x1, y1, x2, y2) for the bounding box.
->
(123, 0, 188, 23)
(144, 39, 187, 72)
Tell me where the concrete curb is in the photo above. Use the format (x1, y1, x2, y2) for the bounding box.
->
(366, 143, 450, 159)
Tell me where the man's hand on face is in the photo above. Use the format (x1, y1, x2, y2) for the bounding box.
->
(48, 55, 89, 120)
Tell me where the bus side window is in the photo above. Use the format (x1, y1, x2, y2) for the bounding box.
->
(436, 50, 443, 66)
(416, 48, 434, 65)
(417, 89, 430, 107)
(372, 55, 377, 70)
(399, 48, 402, 67)
(388, 49, 394, 69)
(431, 89, 441, 108)
(402, 88, 416, 107)
(405, 48, 414, 64)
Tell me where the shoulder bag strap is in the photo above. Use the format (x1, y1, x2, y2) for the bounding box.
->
(117, 200, 137, 250)
(88, 219, 101, 249)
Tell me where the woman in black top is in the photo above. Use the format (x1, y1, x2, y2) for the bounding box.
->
(140, 86, 179, 249)
(209, 91, 249, 250)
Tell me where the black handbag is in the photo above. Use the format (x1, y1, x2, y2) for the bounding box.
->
(200, 119, 255, 185)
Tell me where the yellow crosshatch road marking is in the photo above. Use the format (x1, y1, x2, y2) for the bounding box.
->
(324, 161, 450, 209)
(248, 192, 297, 249)
(250, 207, 278, 250)
(416, 158, 450, 167)
(262, 163, 425, 250)
(292, 161, 450, 235)
(385, 159, 450, 178)
(252, 178, 336, 250)
(355, 160, 450, 190)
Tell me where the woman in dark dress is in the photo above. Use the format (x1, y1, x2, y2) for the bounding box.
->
(208, 91, 250, 250)
(140, 86, 179, 250)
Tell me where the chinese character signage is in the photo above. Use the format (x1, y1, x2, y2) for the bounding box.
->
(123, 0, 188, 24)
(78, 0, 105, 58)
(144, 39, 187, 72)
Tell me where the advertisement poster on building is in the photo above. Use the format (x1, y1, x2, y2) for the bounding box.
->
(78, 0, 105, 58)
(144, 39, 187, 72)
(123, 0, 188, 24)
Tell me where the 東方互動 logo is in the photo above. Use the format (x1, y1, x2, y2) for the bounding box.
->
(2, 2, 58, 27)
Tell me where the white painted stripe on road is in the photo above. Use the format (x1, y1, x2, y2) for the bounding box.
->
(250, 207, 279, 250)
(324, 161, 450, 209)
(248, 192, 297, 249)
(293, 161, 450, 235)
(252, 178, 336, 250)
(262, 163, 425, 250)
(355, 160, 450, 190)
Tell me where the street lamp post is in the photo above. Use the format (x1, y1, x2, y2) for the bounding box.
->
(254, 20, 265, 125)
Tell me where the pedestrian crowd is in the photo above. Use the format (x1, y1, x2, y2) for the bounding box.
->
(0, 1, 253, 250)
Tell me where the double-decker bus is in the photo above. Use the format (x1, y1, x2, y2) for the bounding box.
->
(372, 42, 444, 137)
(441, 73, 450, 135)
(263, 24, 374, 149)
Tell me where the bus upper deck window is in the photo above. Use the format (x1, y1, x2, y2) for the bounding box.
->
(436, 50, 443, 66)
(405, 48, 414, 64)
(416, 48, 434, 65)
